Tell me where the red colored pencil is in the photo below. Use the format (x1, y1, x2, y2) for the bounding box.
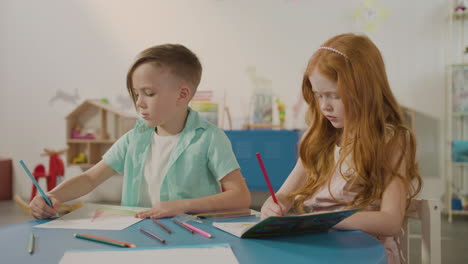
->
(256, 153, 283, 214)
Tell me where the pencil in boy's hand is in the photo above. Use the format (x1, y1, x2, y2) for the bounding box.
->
(139, 228, 166, 244)
(152, 219, 172, 233)
(74, 233, 136, 248)
(19, 160, 54, 208)
(172, 218, 194, 234)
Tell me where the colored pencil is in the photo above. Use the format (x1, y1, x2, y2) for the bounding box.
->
(193, 209, 251, 218)
(256, 153, 283, 214)
(28, 232, 35, 254)
(19, 160, 53, 207)
(152, 219, 172, 234)
(172, 218, 194, 234)
(74, 233, 136, 248)
(182, 222, 213, 238)
(139, 228, 166, 244)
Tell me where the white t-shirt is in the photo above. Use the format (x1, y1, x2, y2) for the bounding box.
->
(139, 131, 180, 207)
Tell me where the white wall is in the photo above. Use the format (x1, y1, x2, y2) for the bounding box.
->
(1, 0, 447, 202)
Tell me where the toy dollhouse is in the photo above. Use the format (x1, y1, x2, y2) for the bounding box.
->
(65, 99, 137, 169)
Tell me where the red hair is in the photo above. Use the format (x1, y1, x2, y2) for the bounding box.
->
(291, 33, 422, 212)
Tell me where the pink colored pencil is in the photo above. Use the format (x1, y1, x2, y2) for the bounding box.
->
(182, 222, 213, 238)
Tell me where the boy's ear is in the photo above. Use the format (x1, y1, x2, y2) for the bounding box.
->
(177, 84, 192, 104)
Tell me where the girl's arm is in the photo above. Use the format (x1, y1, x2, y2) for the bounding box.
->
(29, 160, 116, 218)
(135, 169, 251, 218)
(261, 159, 308, 218)
(333, 176, 407, 237)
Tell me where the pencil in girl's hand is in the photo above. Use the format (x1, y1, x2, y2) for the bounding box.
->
(172, 218, 194, 234)
(255, 153, 279, 204)
(152, 219, 172, 233)
(74, 233, 136, 248)
(256, 153, 284, 215)
(139, 228, 166, 244)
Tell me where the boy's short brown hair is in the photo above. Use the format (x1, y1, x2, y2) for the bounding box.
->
(126, 44, 202, 105)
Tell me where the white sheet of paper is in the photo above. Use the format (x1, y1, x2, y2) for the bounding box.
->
(58, 244, 239, 264)
(34, 203, 147, 230)
(212, 222, 258, 237)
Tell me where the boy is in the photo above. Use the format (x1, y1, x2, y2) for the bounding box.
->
(30, 44, 251, 219)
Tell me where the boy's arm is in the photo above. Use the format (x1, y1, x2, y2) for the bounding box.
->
(48, 160, 116, 203)
(29, 160, 116, 219)
(332, 177, 407, 237)
(135, 169, 251, 218)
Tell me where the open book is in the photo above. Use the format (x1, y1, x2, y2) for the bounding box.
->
(212, 208, 358, 238)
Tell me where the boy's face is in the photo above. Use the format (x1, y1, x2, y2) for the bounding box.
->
(132, 63, 183, 127)
(308, 70, 345, 129)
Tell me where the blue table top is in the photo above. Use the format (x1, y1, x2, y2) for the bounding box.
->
(0, 217, 387, 264)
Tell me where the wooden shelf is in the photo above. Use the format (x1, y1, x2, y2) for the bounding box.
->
(452, 162, 468, 167)
(443, 208, 468, 215)
(452, 112, 468, 117)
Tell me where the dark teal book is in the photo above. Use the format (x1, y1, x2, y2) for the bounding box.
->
(213, 209, 358, 238)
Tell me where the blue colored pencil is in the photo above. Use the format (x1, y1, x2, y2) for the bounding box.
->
(19, 160, 53, 207)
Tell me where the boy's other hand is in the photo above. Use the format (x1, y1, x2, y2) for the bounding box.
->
(29, 195, 60, 219)
(135, 200, 186, 219)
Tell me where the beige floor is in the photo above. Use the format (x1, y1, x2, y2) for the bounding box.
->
(1, 194, 467, 263)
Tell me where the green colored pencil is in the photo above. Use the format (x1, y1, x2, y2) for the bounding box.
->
(28, 232, 35, 254)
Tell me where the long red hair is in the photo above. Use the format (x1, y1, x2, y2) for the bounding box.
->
(291, 33, 422, 212)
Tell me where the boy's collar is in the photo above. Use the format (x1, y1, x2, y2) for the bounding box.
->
(135, 107, 207, 133)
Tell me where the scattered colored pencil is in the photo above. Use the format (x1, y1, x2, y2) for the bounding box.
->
(193, 209, 251, 218)
(28, 232, 35, 254)
(139, 228, 166, 244)
(74, 233, 136, 248)
(172, 218, 194, 234)
(182, 222, 213, 238)
(152, 219, 172, 234)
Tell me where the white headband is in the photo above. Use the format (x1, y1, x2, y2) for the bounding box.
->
(317, 46, 348, 59)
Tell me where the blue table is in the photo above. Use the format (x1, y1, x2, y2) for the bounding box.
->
(0, 217, 387, 264)
(225, 130, 301, 190)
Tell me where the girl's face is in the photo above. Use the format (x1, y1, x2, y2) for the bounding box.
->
(132, 63, 182, 127)
(308, 70, 345, 128)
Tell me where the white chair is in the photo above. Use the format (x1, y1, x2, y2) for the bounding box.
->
(397, 199, 441, 264)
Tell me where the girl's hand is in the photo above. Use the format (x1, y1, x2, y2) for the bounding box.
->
(29, 195, 60, 219)
(135, 200, 186, 219)
(260, 195, 290, 219)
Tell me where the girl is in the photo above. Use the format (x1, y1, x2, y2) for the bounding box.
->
(261, 33, 422, 264)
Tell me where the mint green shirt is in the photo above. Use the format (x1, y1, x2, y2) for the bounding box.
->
(103, 108, 240, 207)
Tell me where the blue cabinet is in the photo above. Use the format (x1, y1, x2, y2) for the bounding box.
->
(224, 130, 301, 191)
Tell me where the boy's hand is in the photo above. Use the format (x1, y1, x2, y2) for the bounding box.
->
(135, 200, 186, 219)
(29, 195, 60, 219)
(260, 196, 289, 219)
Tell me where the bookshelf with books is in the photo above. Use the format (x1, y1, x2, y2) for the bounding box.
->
(445, 3, 468, 222)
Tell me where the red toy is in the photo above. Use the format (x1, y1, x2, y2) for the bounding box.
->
(29, 148, 66, 202)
